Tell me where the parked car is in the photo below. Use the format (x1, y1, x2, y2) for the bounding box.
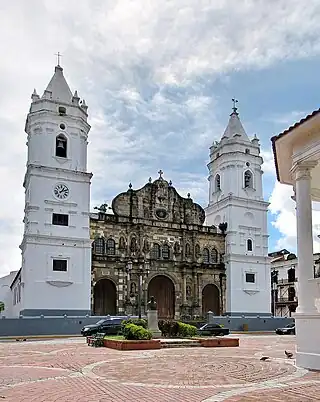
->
(198, 323, 230, 336)
(81, 316, 146, 337)
(275, 323, 295, 335)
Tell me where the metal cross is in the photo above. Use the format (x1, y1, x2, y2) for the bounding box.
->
(232, 98, 238, 113)
(55, 52, 62, 66)
(158, 169, 163, 178)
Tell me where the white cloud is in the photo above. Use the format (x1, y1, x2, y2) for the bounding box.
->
(1, 1, 320, 276)
(269, 182, 320, 253)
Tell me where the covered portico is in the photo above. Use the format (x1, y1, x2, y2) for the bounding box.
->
(272, 109, 320, 371)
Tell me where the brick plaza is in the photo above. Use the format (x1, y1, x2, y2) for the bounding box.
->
(0, 334, 319, 401)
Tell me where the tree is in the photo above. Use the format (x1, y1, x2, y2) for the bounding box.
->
(0, 301, 5, 313)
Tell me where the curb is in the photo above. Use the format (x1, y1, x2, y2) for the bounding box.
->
(0, 334, 82, 340)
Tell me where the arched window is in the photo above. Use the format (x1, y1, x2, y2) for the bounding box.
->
(203, 248, 210, 264)
(195, 244, 200, 257)
(55, 134, 67, 158)
(247, 239, 253, 252)
(245, 148, 250, 154)
(211, 248, 218, 263)
(58, 106, 66, 115)
(162, 244, 170, 260)
(94, 237, 105, 254)
(106, 238, 115, 255)
(151, 244, 160, 259)
(215, 174, 221, 191)
(185, 243, 191, 257)
(244, 170, 253, 188)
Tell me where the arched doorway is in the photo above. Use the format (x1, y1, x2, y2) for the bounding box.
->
(202, 284, 220, 316)
(93, 279, 117, 316)
(148, 275, 175, 319)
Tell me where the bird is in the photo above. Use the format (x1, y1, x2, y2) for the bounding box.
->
(285, 350, 293, 359)
(260, 356, 270, 361)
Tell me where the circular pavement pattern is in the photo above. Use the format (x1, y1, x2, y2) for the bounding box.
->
(92, 354, 297, 386)
(0, 335, 319, 401)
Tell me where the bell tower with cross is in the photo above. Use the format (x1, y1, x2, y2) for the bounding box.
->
(15, 57, 93, 317)
(204, 100, 271, 317)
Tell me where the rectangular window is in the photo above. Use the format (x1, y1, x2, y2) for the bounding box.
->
(52, 213, 69, 226)
(246, 273, 255, 283)
(53, 259, 67, 272)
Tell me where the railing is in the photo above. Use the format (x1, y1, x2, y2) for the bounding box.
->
(276, 297, 298, 304)
(277, 278, 297, 285)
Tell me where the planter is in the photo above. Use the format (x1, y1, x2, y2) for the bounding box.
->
(104, 339, 162, 351)
(197, 337, 239, 347)
(87, 336, 94, 346)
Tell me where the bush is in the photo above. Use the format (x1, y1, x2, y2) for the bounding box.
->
(158, 320, 197, 338)
(123, 323, 152, 340)
(122, 318, 147, 329)
(177, 322, 198, 337)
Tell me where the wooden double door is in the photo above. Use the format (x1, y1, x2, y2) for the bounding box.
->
(148, 275, 175, 319)
(93, 279, 117, 316)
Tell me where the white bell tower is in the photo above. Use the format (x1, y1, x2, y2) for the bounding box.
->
(15, 62, 92, 317)
(205, 100, 271, 316)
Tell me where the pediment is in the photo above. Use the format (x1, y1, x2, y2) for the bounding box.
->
(111, 176, 205, 225)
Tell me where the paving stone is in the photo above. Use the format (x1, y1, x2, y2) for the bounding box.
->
(0, 334, 319, 401)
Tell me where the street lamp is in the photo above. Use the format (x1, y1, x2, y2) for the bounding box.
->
(126, 259, 150, 319)
(137, 261, 150, 319)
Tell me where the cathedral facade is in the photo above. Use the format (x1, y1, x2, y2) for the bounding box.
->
(90, 173, 227, 320)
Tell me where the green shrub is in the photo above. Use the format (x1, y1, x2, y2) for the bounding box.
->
(122, 318, 147, 329)
(158, 319, 179, 337)
(158, 320, 197, 338)
(123, 323, 152, 340)
(177, 322, 198, 337)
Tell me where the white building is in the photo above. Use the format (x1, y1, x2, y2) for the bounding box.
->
(270, 249, 320, 317)
(11, 63, 92, 317)
(272, 108, 320, 370)
(0, 270, 18, 317)
(205, 103, 271, 316)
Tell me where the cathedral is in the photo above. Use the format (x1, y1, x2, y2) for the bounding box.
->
(7, 63, 271, 319)
(90, 173, 226, 319)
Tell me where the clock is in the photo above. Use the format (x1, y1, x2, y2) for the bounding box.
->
(53, 183, 69, 200)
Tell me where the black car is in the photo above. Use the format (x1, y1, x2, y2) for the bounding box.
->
(198, 323, 230, 336)
(275, 323, 295, 335)
(81, 317, 125, 337)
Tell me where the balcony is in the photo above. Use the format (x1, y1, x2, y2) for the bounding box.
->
(277, 278, 297, 285)
(276, 297, 298, 305)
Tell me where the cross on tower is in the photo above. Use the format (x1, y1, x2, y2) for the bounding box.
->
(55, 52, 62, 66)
(232, 98, 238, 113)
(158, 169, 163, 179)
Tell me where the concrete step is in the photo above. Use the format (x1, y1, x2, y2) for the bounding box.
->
(160, 339, 201, 348)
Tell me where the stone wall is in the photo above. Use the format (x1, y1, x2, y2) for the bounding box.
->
(0, 314, 295, 337)
(208, 313, 294, 331)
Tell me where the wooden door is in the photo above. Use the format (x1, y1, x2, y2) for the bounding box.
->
(93, 279, 117, 315)
(202, 284, 220, 316)
(148, 275, 175, 319)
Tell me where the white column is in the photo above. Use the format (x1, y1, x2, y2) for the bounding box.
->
(293, 163, 317, 314)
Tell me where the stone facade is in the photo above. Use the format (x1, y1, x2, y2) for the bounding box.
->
(90, 174, 227, 320)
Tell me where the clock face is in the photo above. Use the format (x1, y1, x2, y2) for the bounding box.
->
(54, 184, 69, 200)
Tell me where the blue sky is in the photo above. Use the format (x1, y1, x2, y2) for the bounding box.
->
(1, 0, 320, 276)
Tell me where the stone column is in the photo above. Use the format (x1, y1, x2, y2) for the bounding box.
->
(182, 270, 187, 304)
(293, 162, 318, 314)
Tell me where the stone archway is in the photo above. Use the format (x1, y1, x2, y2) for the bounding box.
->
(93, 279, 117, 316)
(202, 284, 220, 316)
(148, 275, 175, 319)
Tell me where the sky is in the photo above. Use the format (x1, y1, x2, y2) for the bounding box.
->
(1, 0, 320, 277)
